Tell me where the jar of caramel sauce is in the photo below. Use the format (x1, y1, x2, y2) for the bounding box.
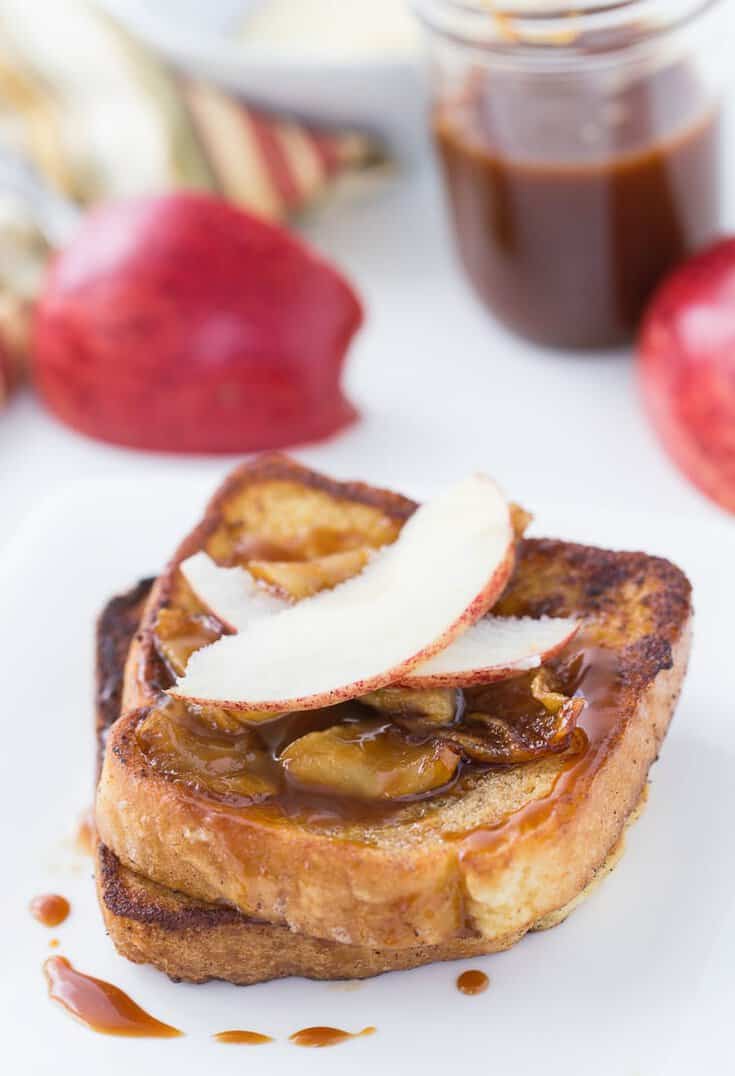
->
(415, 1, 729, 349)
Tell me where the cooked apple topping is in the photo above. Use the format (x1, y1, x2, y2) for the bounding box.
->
(153, 606, 224, 678)
(204, 479, 402, 566)
(280, 720, 460, 799)
(433, 697, 583, 765)
(530, 668, 570, 715)
(248, 547, 371, 599)
(381, 665, 584, 767)
(429, 664, 584, 765)
(137, 701, 278, 801)
(360, 686, 458, 725)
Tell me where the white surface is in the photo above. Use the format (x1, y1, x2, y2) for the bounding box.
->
(1, 477, 734, 1074)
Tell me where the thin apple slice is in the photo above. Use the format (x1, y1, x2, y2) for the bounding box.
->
(398, 616, 579, 689)
(180, 555, 576, 691)
(179, 552, 286, 632)
(170, 474, 514, 714)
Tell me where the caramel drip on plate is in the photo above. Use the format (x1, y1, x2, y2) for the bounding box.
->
(30, 894, 70, 927)
(214, 1029, 273, 1044)
(43, 957, 182, 1038)
(289, 1026, 376, 1047)
(457, 969, 489, 995)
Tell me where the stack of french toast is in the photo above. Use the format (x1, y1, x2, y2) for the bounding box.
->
(94, 455, 692, 984)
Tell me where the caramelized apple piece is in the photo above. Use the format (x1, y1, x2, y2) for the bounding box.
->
(360, 686, 457, 725)
(205, 480, 401, 566)
(248, 547, 371, 599)
(439, 696, 584, 765)
(280, 720, 459, 799)
(530, 668, 568, 715)
(153, 606, 223, 677)
(137, 701, 278, 801)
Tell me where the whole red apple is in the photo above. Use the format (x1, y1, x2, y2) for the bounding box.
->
(639, 237, 735, 513)
(33, 193, 362, 453)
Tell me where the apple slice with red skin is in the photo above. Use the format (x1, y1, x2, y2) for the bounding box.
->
(398, 616, 579, 689)
(171, 475, 515, 716)
(181, 552, 286, 633)
(179, 552, 577, 692)
(639, 237, 735, 513)
(33, 193, 361, 453)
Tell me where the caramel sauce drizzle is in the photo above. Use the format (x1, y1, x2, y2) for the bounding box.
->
(290, 1026, 376, 1047)
(43, 957, 182, 1038)
(453, 647, 619, 864)
(30, 894, 70, 928)
(457, 969, 489, 995)
(136, 657, 585, 828)
(214, 1029, 273, 1044)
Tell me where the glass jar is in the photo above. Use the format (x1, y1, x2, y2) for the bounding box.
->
(414, 1, 730, 350)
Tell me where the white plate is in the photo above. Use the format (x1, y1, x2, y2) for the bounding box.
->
(1, 474, 734, 1076)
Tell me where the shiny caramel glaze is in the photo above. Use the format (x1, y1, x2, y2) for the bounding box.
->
(30, 894, 70, 927)
(134, 660, 583, 826)
(154, 604, 225, 679)
(457, 969, 489, 995)
(290, 1026, 376, 1047)
(214, 1029, 273, 1044)
(452, 647, 619, 865)
(43, 956, 182, 1037)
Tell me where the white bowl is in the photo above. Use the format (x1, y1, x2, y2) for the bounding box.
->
(98, 0, 428, 153)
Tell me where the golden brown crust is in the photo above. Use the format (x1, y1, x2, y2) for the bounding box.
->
(96, 456, 692, 951)
(97, 829, 647, 984)
(95, 843, 523, 984)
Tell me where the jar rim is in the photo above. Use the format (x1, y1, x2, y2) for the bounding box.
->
(412, 0, 727, 67)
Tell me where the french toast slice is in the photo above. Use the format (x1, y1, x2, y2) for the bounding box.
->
(94, 579, 632, 984)
(96, 456, 692, 952)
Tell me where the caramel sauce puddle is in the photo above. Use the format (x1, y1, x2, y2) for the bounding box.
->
(43, 956, 182, 1038)
(30, 895, 70, 927)
(290, 1026, 376, 1047)
(214, 1029, 273, 1044)
(457, 969, 489, 995)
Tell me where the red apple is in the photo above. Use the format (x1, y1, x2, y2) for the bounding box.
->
(638, 237, 735, 513)
(33, 193, 361, 453)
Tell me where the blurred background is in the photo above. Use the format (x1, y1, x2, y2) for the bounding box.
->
(1, 0, 734, 550)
